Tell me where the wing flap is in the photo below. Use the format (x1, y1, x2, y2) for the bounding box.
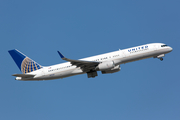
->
(57, 51, 100, 72)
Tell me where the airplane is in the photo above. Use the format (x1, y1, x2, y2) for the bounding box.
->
(8, 43, 172, 81)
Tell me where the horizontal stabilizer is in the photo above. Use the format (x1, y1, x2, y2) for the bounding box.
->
(12, 74, 35, 78)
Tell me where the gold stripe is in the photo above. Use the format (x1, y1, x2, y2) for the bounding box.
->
(24, 59, 29, 73)
(34, 62, 38, 70)
(23, 59, 28, 73)
(26, 62, 29, 73)
(29, 62, 31, 72)
(25, 58, 30, 73)
(28, 61, 31, 73)
(32, 62, 35, 71)
(21, 57, 28, 74)
(21, 58, 26, 73)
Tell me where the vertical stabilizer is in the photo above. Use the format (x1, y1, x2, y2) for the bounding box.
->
(8, 49, 42, 74)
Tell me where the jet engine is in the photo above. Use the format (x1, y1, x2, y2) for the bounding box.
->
(96, 61, 115, 70)
(101, 65, 120, 74)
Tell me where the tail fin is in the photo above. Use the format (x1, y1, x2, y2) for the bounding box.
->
(8, 49, 42, 74)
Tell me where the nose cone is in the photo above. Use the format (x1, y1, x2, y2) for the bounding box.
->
(169, 47, 173, 52)
(170, 47, 173, 51)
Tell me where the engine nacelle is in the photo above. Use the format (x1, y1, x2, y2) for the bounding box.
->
(101, 65, 120, 74)
(156, 54, 165, 58)
(97, 61, 115, 70)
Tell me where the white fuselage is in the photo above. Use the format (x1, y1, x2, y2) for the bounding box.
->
(21, 43, 172, 80)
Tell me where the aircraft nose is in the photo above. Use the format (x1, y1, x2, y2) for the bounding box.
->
(169, 47, 173, 52)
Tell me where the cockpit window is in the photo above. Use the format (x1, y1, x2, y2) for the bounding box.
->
(161, 45, 168, 47)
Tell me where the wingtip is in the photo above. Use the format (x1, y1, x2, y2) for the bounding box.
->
(57, 51, 65, 59)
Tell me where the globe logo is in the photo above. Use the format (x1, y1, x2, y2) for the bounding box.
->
(21, 57, 42, 74)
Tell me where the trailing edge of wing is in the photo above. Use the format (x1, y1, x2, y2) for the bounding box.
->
(12, 74, 35, 78)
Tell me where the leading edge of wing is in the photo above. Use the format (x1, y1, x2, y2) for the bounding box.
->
(57, 51, 100, 67)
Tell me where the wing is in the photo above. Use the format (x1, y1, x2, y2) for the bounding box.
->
(12, 74, 35, 78)
(57, 51, 100, 72)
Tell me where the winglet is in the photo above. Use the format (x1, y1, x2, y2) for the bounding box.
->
(57, 51, 65, 59)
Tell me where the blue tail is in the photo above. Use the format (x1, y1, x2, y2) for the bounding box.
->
(8, 49, 42, 74)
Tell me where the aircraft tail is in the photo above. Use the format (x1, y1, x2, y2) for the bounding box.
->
(8, 49, 42, 74)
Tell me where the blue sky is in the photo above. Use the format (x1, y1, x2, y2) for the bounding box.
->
(0, 0, 180, 120)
